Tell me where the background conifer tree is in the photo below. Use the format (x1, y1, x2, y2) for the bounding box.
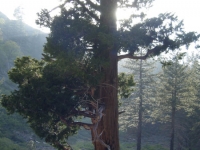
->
(119, 54, 158, 150)
(154, 53, 191, 150)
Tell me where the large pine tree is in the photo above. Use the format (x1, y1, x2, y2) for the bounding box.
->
(155, 53, 190, 150)
(120, 55, 158, 150)
(185, 55, 200, 149)
(1, 0, 199, 150)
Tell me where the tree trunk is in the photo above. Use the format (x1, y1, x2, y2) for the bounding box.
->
(170, 64, 177, 150)
(170, 104, 175, 150)
(137, 59, 143, 150)
(137, 95, 142, 150)
(93, 51, 119, 150)
(170, 89, 176, 150)
(92, 0, 119, 149)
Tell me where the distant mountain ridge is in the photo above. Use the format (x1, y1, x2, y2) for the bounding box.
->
(0, 11, 47, 59)
(0, 11, 46, 38)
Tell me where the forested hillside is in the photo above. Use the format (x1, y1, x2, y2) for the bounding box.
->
(0, 11, 54, 150)
(0, 11, 47, 93)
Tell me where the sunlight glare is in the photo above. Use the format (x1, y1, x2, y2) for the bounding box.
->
(116, 8, 132, 20)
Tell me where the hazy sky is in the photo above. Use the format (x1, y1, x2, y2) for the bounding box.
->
(0, 0, 200, 33)
(0, 0, 59, 32)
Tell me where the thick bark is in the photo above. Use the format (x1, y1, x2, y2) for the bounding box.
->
(93, 50, 119, 150)
(91, 1, 119, 150)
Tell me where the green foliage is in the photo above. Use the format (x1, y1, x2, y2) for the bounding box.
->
(0, 105, 55, 150)
(0, 39, 22, 93)
(0, 11, 46, 93)
(0, 105, 32, 150)
(0, 106, 26, 135)
(119, 59, 158, 131)
(160, 52, 186, 68)
(118, 72, 135, 99)
(0, 40, 22, 67)
(153, 54, 189, 122)
(152, 53, 192, 149)
(183, 56, 200, 149)
(1, 56, 87, 148)
(0, 137, 27, 150)
(118, 13, 199, 55)
(0, 12, 56, 150)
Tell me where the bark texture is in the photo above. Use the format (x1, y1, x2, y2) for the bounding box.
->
(93, 51, 119, 150)
(92, 1, 119, 149)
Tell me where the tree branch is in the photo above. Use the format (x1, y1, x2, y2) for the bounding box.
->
(118, 111, 125, 115)
(118, 50, 153, 61)
(48, 0, 70, 13)
(118, 45, 166, 61)
(60, 117, 93, 130)
(72, 110, 97, 118)
(85, 0, 100, 11)
(76, 0, 100, 22)
(48, 0, 100, 22)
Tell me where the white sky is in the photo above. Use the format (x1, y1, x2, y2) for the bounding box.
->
(0, 0, 60, 32)
(0, 0, 200, 33)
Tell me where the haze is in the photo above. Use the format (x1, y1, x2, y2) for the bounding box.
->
(0, 0, 200, 33)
